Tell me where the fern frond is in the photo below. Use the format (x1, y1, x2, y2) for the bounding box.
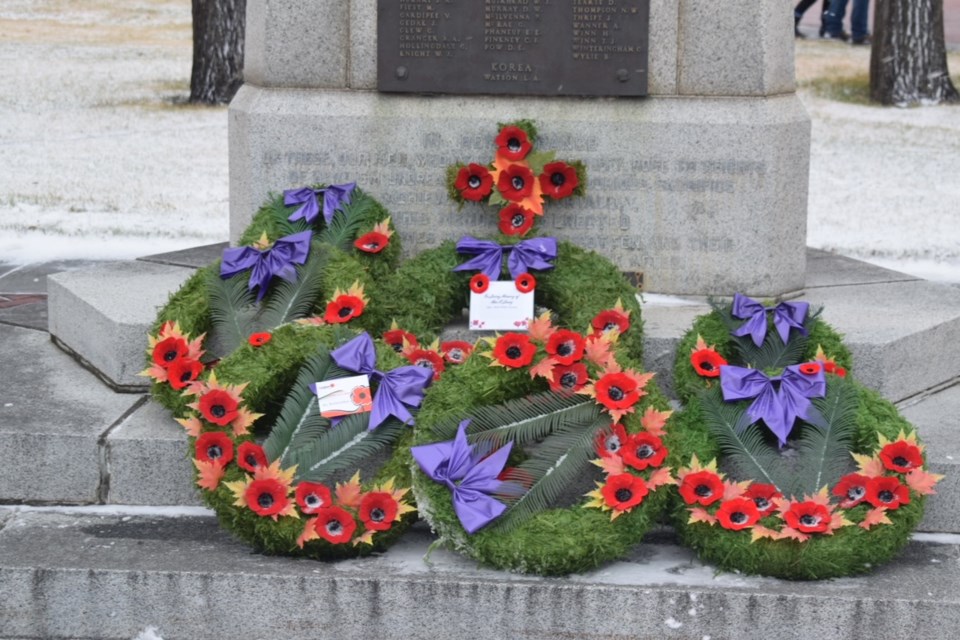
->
(791, 376, 859, 496)
(205, 269, 258, 357)
(292, 415, 405, 483)
(255, 240, 330, 329)
(464, 391, 601, 449)
(318, 190, 377, 251)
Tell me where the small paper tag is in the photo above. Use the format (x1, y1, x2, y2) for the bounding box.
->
(310, 375, 373, 419)
(469, 280, 534, 331)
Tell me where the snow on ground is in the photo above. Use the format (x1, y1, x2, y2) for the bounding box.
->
(0, 0, 958, 282)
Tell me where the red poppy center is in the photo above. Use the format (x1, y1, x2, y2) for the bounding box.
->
(511, 213, 526, 227)
(550, 172, 565, 186)
(468, 175, 482, 188)
(635, 444, 654, 459)
(207, 445, 223, 459)
(415, 358, 434, 369)
(211, 405, 226, 418)
(560, 372, 580, 389)
(603, 322, 618, 332)
(180, 370, 193, 382)
(511, 176, 525, 190)
(507, 137, 522, 152)
(729, 511, 749, 525)
(615, 488, 633, 503)
(338, 306, 353, 318)
(390, 342, 403, 352)
(556, 341, 575, 357)
(799, 514, 821, 527)
(606, 386, 625, 401)
(369, 507, 386, 522)
(325, 519, 343, 535)
(245, 454, 259, 468)
(506, 346, 522, 359)
(700, 360, 715, 372)
(448, 348, 464, 362)
(163, 349, 179, 362)
(257, 492, 275, 509)
(753, 497, 770, 510)
(364, 241, 380, 249)
(893, 456, 910, 468)
(694, 484, 713, 498)
(847, 485, 866, 500)
(305, 493, 323, 508)
(878, 490, 895, 503)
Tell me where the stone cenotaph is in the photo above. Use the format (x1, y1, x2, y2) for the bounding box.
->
(229, 0, 808, 296)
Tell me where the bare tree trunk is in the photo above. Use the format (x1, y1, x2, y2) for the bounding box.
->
(870, 0, 959, 106)
(190, 0, 246, 105)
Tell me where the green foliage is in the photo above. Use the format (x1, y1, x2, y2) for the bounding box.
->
(254, 240, 331, 331)
(292, 415, 406, 483)
(205, 268, 259, 357)
(792, 375, 859, 496)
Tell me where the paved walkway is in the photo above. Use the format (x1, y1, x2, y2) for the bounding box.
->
(798, 0, 960, 45)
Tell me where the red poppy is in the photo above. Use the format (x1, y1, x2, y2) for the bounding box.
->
(470, 273, 490, 294)
(237, 441, 267, 473)
(497, 204, 535, 236)
(351, 386, 373, 407)
(550, 362, 589, 393)
(594, 372, 641, 411)
(313, 506, 357, 544)
(248, 332, 271, 347)
(866, 476, 911, 510)
(831, 473, 871, 509)
(595, 422, 629, 457)
(152, 336, 188, 368)
(454, 163, 494, 201)
(442, 340, 473, 364)
(600, 473, 649, 511)
(783, 500, 832, 533)
(494, 125, 532, 161)
(492, 333, 537, 368)
(295, 481, 333, 515)
(539, 161, 579, 199)
(359, 491, 400, 531)
(879, 440, 923, 474)
(544, 329, 584, 365)
(824, 361, 848, 377)
(621, 433, 668, 471)
(195, 431, 234, 466)
(245, 477, 293, 518)
(799, 362, 821, 376)
(592, 309, 630, 335)
(198, 390, 240, 426)
(324, 295, 365, 324)
(716, 497, 761, 531)
(678, 470, 724, 506)
(405, 348, 446, 381)
(354, 231, 390, 254)
(497, 164, 535, 202)
(691, 348, 727, 378)
(743, 483, 782, 516)
(383, 328, 418, 353)
(167, 358, 203, 390)
(515, 272, 537, 294)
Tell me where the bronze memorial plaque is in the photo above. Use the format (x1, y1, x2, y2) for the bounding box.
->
(378, 0, 649, 97)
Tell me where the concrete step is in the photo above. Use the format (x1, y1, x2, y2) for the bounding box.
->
(1, 507, 958, 640)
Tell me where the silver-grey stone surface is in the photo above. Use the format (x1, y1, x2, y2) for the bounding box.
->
(47, 260, 196, 389)
(2, 510, 959, 640)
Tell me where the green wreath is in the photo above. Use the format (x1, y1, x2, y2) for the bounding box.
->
(668, 295, 941, 579)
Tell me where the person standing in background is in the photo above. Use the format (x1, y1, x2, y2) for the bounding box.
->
(823, 0, 872, 44)
(794, 0, 830, 37)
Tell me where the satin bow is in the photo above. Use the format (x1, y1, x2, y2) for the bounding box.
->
(411, 420, 514, 533)
(452, 236, 557, 281)
(329, 332, 433, 430)
(730, 293, 809, 347)
(284, 182, 356, 225)
(720, 364, 826, 446)
(219, 230, 312, 302)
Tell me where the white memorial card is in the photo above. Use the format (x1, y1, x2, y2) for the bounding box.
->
(310, 375, 373, 419)
(469, 280, 534, 331)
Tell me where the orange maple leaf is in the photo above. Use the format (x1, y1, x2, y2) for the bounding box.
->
(906, 468, 944, 495)
(335, 471, 364, 509)
(584, 337, 616, 368)
(688, 507, 717, 526)
(722, 480, 749, 500)
(528, 357, 557, 381)
(776, 526, 810, 543)
(297, 517, 319, 548)
(640, 407, 672, 437)
(527, 311, 555, 343)
(193, 459, 225, 491)
(859, 507, 893, 530)
(750, 525, 781, 543)
(647, 467, 676, 491)
(591, 454, 626, 476)
(176, 416, 204, 438)
(852, 452, 886, 478)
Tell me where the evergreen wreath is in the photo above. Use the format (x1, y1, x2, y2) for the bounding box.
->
(668, 294, 942, 579)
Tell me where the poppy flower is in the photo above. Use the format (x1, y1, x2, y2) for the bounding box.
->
(783, 500, 832, 533)
(248, 332, 271, 347)
(498, 204, 535, 236)
(492, 333, 537, 368)
(550, 362, 589, 393)
(744, 483, 782, 516)
(152, 336, 189, 368)
(691, 348, 727, 378)
(879, 440, 923, 474)
(405, 348, 446, 381)
(195, 431, 234, 466)
(351, 386, 373, 408)
(237, 441, 267, 473)
(454, 163, 494, 201)
(497, 164, 535, 202)
(167, 358, 203, 390)
(324, 294, 365, 324)
(515, 272, 537, 294)
(716, 497, 761, 531)
(678, 470, 724, 506)
(354, 231, 391, 254)
(823, 361, 847, 377)
(832, 473, 871, 509)
(359, 491, 400, 531)
(621, 432, 668, 471)
(594, 372, 641, 411)
(470, 273, 490, 294)
(592, 308, 630, 335)
(866, 476, 910, 510)
(799, 362, 821, 376)
(600, 473, 649, 511)
(494, 125, 532, 161)
(545, 329, 585, 366)
(539, 161, 579, 199)
(245, 477, 293, 518)
(595, 422, 629, 457)
(295, 481, 333, 514)
(313, 506, 357, 544)
(198, 389, 240, 426)
(442, 340, 473, 364)
(383, 327, 418, 352)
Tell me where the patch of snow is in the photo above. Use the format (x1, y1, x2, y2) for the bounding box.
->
(665, 617, 683, 629)
(912, 532, 960, 545)
(0, 504, 214, 518)
(640, 293, 707, 307)
(132, 627, 164, 640)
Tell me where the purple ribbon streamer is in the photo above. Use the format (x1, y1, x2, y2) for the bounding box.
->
(219, 230, 312, 302)
(411, 420, 514, 533)
(719, 364, 826, 446)
(284, 182, 357, 225)
(730, 293, 809, 347)
(329, 332, 433, 430)
(452, 236, 558, 281)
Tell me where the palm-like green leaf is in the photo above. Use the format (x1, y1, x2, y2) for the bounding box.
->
(205, 269, 258, 357)
(255, 240, 331, 329)
(456, 391, 601, 448)
(318, 191, 378, 251)
(790, 377, 859, 497)
(292, 414, 406, 483)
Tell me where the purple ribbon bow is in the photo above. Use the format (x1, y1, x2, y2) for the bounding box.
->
(219, 230, 312, 302)
(284, 182, 357, 225)
(452, 236, 557, 281)
(730, 293, 809, 347)
(411, 420, 514, 533)
(720, 364, 826, 446)
(330, 332, 433, 430)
